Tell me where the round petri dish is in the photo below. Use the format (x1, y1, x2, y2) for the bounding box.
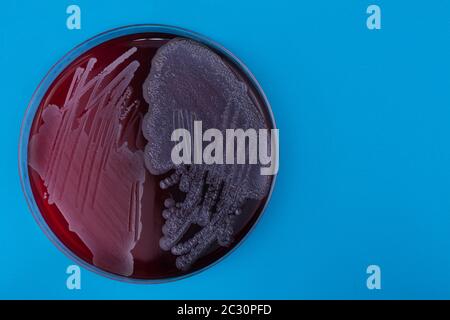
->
(19, 24, 277, 283)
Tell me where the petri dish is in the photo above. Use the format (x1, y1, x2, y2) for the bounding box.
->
(18, 24, 277, 282)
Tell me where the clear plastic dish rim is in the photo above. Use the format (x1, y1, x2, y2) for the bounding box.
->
(18, 24, 278, 284)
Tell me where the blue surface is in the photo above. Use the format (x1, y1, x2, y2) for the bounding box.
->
(2, 0, 450, 299)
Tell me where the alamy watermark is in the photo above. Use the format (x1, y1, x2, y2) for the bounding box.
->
(171, 121, 279, 176)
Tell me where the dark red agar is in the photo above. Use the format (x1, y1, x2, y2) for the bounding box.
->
(27, 32, 273, 280)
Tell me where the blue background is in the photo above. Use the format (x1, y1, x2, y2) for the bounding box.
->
(1, 0, 450, 299)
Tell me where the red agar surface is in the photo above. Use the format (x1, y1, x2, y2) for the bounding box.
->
(27, 33, 272, 280)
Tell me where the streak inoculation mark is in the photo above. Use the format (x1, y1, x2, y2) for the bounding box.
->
(142, 38, 273, 270)
(29, 47, 146, 276)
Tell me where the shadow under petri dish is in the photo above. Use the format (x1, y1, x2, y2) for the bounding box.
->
(25, 29, 275, 281)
